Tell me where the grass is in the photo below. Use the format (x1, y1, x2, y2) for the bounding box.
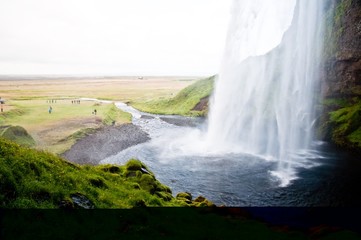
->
(0, 137, 215, 208)
(131, 76, 215, 116)
(0, 99, 132, 154)
(0, 137, 184, 208)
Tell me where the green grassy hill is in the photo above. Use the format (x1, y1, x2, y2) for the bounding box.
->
(131, 76, 215, 116)
(0, 137, 214, 208)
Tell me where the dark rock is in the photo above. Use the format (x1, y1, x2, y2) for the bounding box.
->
(323, 0, 361, 98)
(192, 96, 209, 111)
(194, 196, 206, 203)
(160, 116, 204, 127)
(59, 199, 74, 209)
(62, 124, 150, 165)
(140, 115, 155, 120)
(70, 193, 95, 209)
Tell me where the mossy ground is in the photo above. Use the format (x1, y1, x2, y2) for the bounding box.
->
(320, 98, 361, 150)
(131, 76, 214, 116)
(0, 138, 185, 208)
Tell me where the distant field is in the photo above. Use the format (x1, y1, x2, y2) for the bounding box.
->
(0, 76, 198, 102)
(0, 76, 199, 154)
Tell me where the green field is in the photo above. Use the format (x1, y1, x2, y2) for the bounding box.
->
(0, 99, 131, 154)
(131, 76, 215, 116)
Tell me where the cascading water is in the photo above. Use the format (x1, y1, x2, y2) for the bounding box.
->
(206, 0, 325, 186)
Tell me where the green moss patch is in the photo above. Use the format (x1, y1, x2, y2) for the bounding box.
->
(327, 99, 361, 149)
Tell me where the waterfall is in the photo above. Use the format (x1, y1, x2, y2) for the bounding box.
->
(206, 0, 325, 185)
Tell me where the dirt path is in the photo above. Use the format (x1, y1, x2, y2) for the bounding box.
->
(62, 123, 150, 165)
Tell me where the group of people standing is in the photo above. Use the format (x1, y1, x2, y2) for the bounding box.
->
(47, 99, 96, 115)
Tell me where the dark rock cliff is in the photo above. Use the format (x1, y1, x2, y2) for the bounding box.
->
(323, 0, 361, 98)
(320, 0, 361, 150)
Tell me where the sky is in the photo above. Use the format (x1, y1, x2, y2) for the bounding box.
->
(0, 0, 232, 76)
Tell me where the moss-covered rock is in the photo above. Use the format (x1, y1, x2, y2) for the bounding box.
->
(192, 196, 216, 207)
(175, 192, 215, 207)
(176, 192, 193, 204)
(0, 125, 35, 147)
(323, 99, 361, 149)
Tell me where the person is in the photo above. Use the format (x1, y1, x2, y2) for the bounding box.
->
(94, 109, 97, 115)
(48, 106, 52, 114)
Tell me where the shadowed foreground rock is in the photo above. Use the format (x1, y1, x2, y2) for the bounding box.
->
(62, 123, 150, 165)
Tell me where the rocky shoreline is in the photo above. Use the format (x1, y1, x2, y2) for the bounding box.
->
(62, 123, 150, 165)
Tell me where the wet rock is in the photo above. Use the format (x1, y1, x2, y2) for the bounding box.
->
(140, 115, 155, 120)
(159, 117, 204, 127)
(70, 193, 95, 209)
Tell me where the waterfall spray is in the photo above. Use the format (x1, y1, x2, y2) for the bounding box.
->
(206, 0, 325, 186)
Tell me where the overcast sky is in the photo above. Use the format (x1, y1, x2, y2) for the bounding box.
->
(0, 0, 232, 76)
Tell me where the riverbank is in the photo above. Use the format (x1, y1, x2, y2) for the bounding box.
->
(62, 123, 150, 165)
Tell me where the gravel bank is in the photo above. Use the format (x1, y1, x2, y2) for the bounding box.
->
(62, 123, 150, 165)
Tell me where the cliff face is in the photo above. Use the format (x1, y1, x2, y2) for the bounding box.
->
(323, 0, 361, 98)
(321, 0, 361, 150)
